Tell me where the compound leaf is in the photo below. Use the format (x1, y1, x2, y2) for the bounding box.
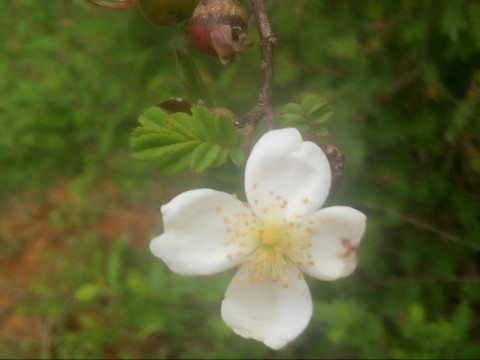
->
(130, 106, 245, 174)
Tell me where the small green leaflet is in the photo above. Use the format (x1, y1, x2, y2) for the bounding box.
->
(280, 94, 333, 136)
(130, 106, 245, 174)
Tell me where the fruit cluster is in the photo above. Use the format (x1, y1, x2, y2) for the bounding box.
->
(88, 0, 250, 64)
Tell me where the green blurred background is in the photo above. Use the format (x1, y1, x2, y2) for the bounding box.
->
(1, 0, 479, 358)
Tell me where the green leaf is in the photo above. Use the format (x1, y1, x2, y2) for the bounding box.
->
(279, 94, 334, 137)
(190, 142, 221, 172)
(282, 102, 305, 116)
(155, 141, 199, 174)
(170, 112, 200, 139)
(210, 147, 230, 167)
(74, 283, 102, 303)
(130, 126, 163, 140)
(311, 105, 334, 123)
(175, 49, 214, 107)
(301, 95, 328, 115)
(214, 114, 240, 146)
(229, 149, 245, 166)
(282, 113, 307, 125)
(107, 241, 124, 292)
(408, 303, 425, 325)
(190, 106, 214, 139)
(295, 124, 311, 133)
(130, 106, 245, 174)
(126, 272, 147, 296)
(131, 134, 189, 160)
(314, 127, 329, 136)
(138, 107, 172, 131)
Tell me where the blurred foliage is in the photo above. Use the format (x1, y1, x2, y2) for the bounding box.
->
(279, 94, 333, 136)
(1, 0, 479, 358)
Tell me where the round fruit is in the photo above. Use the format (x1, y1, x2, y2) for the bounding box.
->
(188, 0, 250, 64)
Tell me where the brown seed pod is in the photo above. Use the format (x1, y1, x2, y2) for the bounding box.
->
(320, 143, 345, 195)
(188, 0, 251, 64)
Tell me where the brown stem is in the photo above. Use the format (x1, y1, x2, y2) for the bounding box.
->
(247, 0, 277, 131)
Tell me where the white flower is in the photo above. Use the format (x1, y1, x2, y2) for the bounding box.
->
(150, 128, 366, 350)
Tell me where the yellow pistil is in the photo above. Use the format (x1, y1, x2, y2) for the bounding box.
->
(262, 226, 278, 246)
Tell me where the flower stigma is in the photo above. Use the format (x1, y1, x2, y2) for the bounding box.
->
(261, 226, 278, 246)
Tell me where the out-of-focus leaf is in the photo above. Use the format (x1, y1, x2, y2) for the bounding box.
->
(301, 94, 328, 115)
(175, 49, 214, 107)
(74, 283, 102, 303)
(282, 102, 304, 116)
(229, 149, 245, 166)
(311, 105, 333, 124)
(280, 94, 333, 137)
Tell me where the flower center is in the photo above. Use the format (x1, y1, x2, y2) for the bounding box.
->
(238, 222, 313, 288)
(262, 226, 278, 246)
(216, 201, 318, 289)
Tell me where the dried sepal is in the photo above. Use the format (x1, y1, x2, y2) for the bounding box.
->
(158, 97, 193, 115)
(87, 0, 138, 10)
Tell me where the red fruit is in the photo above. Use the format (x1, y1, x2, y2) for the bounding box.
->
(188, 0, 250, 64)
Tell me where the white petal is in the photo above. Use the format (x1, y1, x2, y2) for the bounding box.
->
(299, 206, 366, 281)
(221, 261, 313, 350)
(150, 189, 258, 275)
(245, 128, 331, 222)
